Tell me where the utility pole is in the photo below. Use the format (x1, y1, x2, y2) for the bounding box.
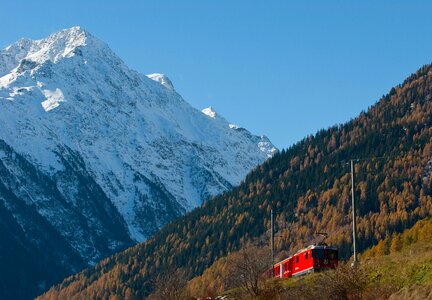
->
(271, 208, 275, 275)
(351, 160, 358, 267)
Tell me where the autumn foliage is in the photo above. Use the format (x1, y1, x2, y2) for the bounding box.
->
(39, 65, 432, 299)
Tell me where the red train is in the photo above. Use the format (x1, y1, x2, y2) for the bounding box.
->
(272, 243, 338, 278)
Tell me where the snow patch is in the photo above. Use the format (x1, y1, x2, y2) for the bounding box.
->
(202, 107, 217, 119)
(41, 88, 65, 112)
(258, 137, 278, 158)
(10, 86, 34, 97)
(146, 73, 174, 90)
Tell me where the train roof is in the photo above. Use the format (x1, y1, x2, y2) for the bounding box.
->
(275, 244, 338, 266)
(293, 243, 338, 255)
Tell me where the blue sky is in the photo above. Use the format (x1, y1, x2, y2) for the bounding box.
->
(1, 1, 432, 149)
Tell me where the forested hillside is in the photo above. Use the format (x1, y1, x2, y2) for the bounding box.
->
(39, 64, 432, 299)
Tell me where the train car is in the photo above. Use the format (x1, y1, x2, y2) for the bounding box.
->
(273, 244, 338, 278)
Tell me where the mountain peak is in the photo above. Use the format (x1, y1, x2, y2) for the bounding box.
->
(24, 26, 103, 63)
(201, 106, 231, 124)
(0, 26, 110, 77)
(146, 73, 174, 90)
(61, 25, 86, 34)
(4, 37, 32, 51)
(45, 26, 89, 47)
(0, 25, 277, 245)
(44, 26, 103, 50)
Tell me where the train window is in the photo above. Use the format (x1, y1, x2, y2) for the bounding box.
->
(312, 249, 325, 259)
(305, 252, 308, 259)
(328, 250, 338, 260)
(296, 256, 299, 263)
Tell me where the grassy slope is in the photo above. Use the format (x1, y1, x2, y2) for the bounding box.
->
(361, 218, 432, 299)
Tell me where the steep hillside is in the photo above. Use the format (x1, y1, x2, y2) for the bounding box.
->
(38, 64, 432, 299)
(0, 27, 276, 299)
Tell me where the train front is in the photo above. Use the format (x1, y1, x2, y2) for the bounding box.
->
(311, 246, 338, 271)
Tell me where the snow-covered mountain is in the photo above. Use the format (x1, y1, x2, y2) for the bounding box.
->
(0, 26, 276, 294)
